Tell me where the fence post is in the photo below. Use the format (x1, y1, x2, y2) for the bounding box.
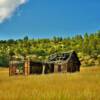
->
(54, 63, 58, 73)
(42, 65, 45, 74)
(24, 58, 30, 76)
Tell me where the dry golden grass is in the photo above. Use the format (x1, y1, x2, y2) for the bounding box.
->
(0, 67, 100, 100)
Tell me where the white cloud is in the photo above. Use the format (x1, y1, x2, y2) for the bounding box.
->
(0, 0, 28, 23)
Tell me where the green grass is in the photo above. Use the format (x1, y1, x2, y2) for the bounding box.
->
(0, 67, 100, 100)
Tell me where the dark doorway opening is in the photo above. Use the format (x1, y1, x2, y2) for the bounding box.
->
(30, 61, 43, 74)
(50, 63, 54, 73)
(58, 65, 61, 72)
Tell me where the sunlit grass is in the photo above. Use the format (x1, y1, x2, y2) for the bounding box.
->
(0, 67, 100, 100)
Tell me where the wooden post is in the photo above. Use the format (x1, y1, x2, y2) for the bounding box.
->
(24, 58, 30, 76)
(66, 63, 68, 72)
(9, 65, 12, 76)
(42, 65, 45, 74)
(9, 61, 13, 76)
(24, 60, 28, 75)
(62, 64, 64, 72)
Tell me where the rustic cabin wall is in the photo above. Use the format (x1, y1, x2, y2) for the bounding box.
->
(28, 60, 30, 74)
(58, 65, 61, 72)
(54, 64, 58, 73)
(62, 63, 67, 73)
(13, 64, 17, 75)
(9, 63, 17, 76)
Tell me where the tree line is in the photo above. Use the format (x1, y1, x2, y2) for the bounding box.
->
(0, 31, 100, 67)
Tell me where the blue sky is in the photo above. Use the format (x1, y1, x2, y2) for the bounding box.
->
(0, 0, 100, 40)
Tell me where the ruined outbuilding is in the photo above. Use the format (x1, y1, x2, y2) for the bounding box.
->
(9, 51, 81, 76)
(47, 51, 81, 73)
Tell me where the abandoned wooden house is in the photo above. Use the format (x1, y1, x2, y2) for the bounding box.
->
(9, 51, 81, 76)
(47, 51, 81, 73)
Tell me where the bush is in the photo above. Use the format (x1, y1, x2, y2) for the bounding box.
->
(0, 55, 9, 67)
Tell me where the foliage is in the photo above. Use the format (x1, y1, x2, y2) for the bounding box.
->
(0, 31, 100, 67)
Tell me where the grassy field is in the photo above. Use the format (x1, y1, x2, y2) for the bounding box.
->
(0, 67, 100, 100)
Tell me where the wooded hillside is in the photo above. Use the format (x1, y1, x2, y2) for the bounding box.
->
(0, 31, 100, 67)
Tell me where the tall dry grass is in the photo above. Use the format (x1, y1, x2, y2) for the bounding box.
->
(0, 67, 100, 100)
